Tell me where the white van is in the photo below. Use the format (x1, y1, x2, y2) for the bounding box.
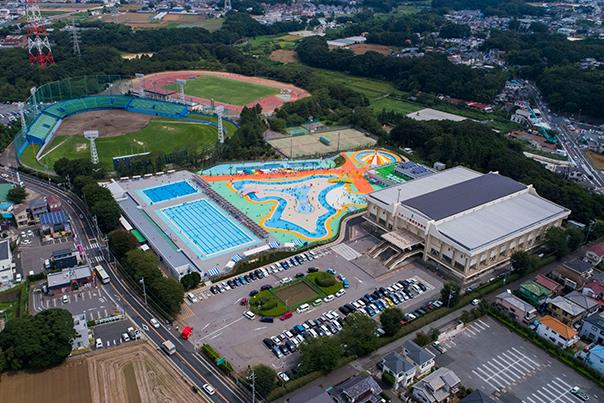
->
(243, 311, 256, 320)
(296, 303, 310, 314)
(186, 292, 199, 304)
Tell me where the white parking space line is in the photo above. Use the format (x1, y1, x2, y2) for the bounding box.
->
(200, 317, 244, 341)
(477, 319, 490, 328)
(472, 321, 486, 330)
(465, 327, 477, 336)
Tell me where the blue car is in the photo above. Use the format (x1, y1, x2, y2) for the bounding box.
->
(365, 306, 376, 317)
(239, 276, 247, 284)
(343, 279, 349, 289)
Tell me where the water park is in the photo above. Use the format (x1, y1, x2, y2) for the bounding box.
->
(201, 149, 404, 244)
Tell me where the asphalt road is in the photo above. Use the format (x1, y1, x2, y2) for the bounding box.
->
(2, 166, 252, 403)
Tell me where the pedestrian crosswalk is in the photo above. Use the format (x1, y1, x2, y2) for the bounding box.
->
(471, 347, 541, 395)
(523, 377, 581, 403)
(331, 243, 361, 261)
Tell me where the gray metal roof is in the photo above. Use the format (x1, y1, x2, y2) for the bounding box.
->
(403, 340, 435, 366)
(563, 258, 594, 274)
(402, 173, 526, 220)
(548, 296, 585, 316)
(47, 265, 92, 288)
(288, 386, 333, 403)
(383, 351, 416, 374)
(437, 192, 569, 251)
(461, 390, 497, 403)
(565, 291, 598, 311)
(584, 311, 604, 329)
(118, 194, 191, 276)
(0, 239, 9, 261)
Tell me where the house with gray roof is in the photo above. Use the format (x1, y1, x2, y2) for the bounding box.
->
(580, 311, 604, 344)
(547, 295, 586, 326)
(412, 367, 461, 403)
(288, 385, 332, 403)
(403, 340, 435, 376)
(461, 389, 496, 403)
(565, 290, 599, 316)
(556, 258, 594, 289)
(495, 291, 537, 324)
(381, 351, 417, 389)
(330, 374, 383, 403)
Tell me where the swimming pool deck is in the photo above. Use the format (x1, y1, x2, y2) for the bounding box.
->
(201, 151, 393, 243)
(113, 171, 274, 277)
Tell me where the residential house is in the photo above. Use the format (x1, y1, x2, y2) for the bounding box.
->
(412, 367, 461, 403)
(517, 280, 551, 307)
(582, 281, 604, 301)
(583, 345, 604, 376)
(12, 203, 28, 228)
(555, 258, 594, 290)
(288, 385, 333, 403)
(47, 194, 62, 212)
(0, 239, 15, 286)
(495, 291, 537, 324)
(403, 340, 436, 377)
(461, 390, 496, 403)
(534, 274, 563, 296)
(28, 197, 48, 219)
(585, 242, 604, 265)
(564, 291, 599, 317)
(381, 351, 417, 389)
(536, 315, 579, 349)
(580, 311, 604, 344)
(546, 296, 586, 326)
(39, 210, 71, 237)
(330, 374, 383, 403)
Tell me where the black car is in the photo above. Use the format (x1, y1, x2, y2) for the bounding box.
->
(254, 269, 264, 279)
(260, 284, 273, 291)
(307, 267, 319, 273)
(249, 289, 259, 297)
(263, 338, 274, 349)
(210, 286, 219, 294)
(291, 327, 300, 336)
(227, 279, 236, 288)
(280, 345, 290, 356)
(371, 291, 381, 300)
(249, 272, 258, 280)
(285, 340, 296, 352)
(418, 282, 427, 292)
(379, 287, 387, 295)
(345, 303, 356, 312)
(339, 305, 350, 315)
(295, 272, 305, 278)
(260, 316, 274, 323)
(244, 274, 252, 282)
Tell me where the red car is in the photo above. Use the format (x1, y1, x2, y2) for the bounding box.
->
(181, 326, 193, 340)
(279, 311, 293, 321)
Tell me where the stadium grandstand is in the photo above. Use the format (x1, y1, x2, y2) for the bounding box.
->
(24, 95, 189, 147)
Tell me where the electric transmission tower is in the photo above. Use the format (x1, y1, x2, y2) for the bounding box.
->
(25, 0, 54, 66)
(72, 18, 81, 59)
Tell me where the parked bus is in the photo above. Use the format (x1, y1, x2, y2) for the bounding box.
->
(95, 265, 110, 284)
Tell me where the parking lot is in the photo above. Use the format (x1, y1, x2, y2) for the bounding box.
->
(92, 318, 140, 349)
(183, 234, 442, 371)
(16, 225, 75, 276)
(31, 283, 119, 322)
(434, 317, 603, 402)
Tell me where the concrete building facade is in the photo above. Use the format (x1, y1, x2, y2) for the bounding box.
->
(366, 167, 570, 284)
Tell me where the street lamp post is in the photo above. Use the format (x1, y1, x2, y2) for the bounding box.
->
(140, 277, 147, 306)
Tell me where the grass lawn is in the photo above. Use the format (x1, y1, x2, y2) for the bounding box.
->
(0, 301, 16, 322)
(165, 75, 279, 106)
(42, 118, 224, 169)
(370, 97, 423, 115)
(306, 272, 343, 295)
(19, 144, 51, 172)
(165, 18, 224, 31)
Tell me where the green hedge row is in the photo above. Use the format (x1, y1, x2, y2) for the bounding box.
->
(200, 344, 234, 375)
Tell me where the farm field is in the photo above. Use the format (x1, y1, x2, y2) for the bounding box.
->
(348, 43, 394, 55)
(40, 118, 227, 169)
(270, 49, 298, 63)
(0, 342, 202, 403)
(165, 75, 279, 105)
(587, 151, 604, 170)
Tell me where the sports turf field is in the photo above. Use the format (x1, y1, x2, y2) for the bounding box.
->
(164, 75, 279, 105)
(39, 118, 228, 169)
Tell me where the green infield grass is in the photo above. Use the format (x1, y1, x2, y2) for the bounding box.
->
(165, 75, 279, 105)
(40, 118, 229, 169)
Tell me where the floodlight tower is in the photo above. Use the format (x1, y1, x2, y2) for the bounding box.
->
(25, 0, 54, 66)
(134, 73, 145, 97)
(224, 0, 232, 12)
(216, 105, 225, 144)
(176, 79, 186, 104)
(84, 130, 100, 165)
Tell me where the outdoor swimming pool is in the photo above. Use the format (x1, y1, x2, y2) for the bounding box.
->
(159, 198, 257, 258)
(141, 180, 198, 204)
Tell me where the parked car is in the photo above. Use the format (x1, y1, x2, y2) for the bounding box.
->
(260, 284, 272, 291)
(307, 267, 319, 273)
(280, 311, 293, 321)
(278, 372, 290, 382)
(260, 316, 274, 323)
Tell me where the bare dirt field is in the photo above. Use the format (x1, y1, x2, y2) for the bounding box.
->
(268, 128, 377, 158)
(0, 356, 92, 403)
(88, 342, 204, 403)
(348, 43, 394, 55)
(587, 151, 604, 170)
(57, 110, 152, 137)
(270, 49, 298, 63)
(0, 342, 203, 403)
(274, 281, 319, 306)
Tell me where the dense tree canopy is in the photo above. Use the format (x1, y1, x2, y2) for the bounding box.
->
(339, 312, 378, 357)
(299, 336, 344, 374)
(0, 309, 75, 371)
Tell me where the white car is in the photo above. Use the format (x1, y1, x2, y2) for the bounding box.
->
(471, 299, 481, 306)
(202, 383, 216, 396)
(95, 338, 103, 349)
(280, 277, 292, 284)
(278, 372, 290, 382)
(150, 318, 160, 328)
(121, 333, 130, 342)
(323, 295, 335, 303)
(335, 289, 346, 298)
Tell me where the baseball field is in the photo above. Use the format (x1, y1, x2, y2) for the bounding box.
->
(164, 75, 279, 106)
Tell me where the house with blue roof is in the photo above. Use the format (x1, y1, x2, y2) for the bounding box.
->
(584, 345, 604, 376)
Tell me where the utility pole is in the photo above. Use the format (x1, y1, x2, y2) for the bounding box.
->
(140, 277, 147, 306)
